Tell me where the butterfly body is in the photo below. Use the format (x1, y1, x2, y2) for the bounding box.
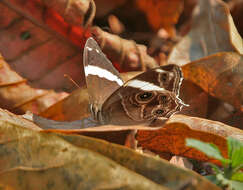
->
(83, 37, 185, 126)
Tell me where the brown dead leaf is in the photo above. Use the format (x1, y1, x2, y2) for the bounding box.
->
(230, 0, 243, 37)
(168, 0, 243, 66)
(182, 52, 243, 112)
(29, 112, 243, 165)
(3, 0, 94, 26)
(137, 114, 243, 164)
(91, 26, 158, 71)
(179, 80, 208, 118)
(57, 132, 219, 190)
(135, 0, 183, 35)
(0, 111, 220, 190)
(0, 1, 92, 91)
(0, 119, 168, 190)
(95, 0, 127, 17)
(0, 108, 41, 131)
(0, 54, 67, 114)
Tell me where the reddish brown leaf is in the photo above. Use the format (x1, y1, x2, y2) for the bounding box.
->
(135, 0, 183, 35)
(95, 0, 127, 17)
(179, 80, 208, 118)
(91, 26, 158, 71)
(182, 52, 243, 112)
(0, 54, 67, 114)
(0, 1, 92, 91)
(137, 114, 243, 164)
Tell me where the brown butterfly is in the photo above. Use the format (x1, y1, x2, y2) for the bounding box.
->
(32, 37, 186, 129)
(83, 37, 186, 125)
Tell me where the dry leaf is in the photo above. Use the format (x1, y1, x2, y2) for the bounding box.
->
(182, 52, 243, 112)
(91, 26, 158, 71)
(0, 1, 92, 91)
(0, 54, 67, 114)
(0, 108, 41, 131)
(137, 114, 243, 164)
(0, 120, 168, 190)
(168, 0, 243, 66)
(135, 0, 183, 35)
(0, 110, 220, 190)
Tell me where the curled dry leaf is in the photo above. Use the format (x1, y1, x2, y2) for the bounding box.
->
(91, 26, 158, 71)
(56, 133, 219, 190)
(0, 1, 91, 91)
(29, 112, 243, 165)
(168, 0, 243, 66)
(0, 109, 220, 190)
(0, 119, 168, 190)
(135, 0, 184, 35)
(0, 54, 67, 114)
(0, 108, 41, 131)
(182, 52, 243, 112)
(137, 114, 243, 164)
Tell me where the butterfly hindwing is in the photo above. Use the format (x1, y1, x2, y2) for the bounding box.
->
(124, 65, 182, 96)
(101, 64, 185, 125)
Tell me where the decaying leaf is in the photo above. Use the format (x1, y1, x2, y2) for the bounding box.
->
(91, 26, 158, 71)
(0, 1, 91, 91)
(179, 80, 208, 118)
(168, 0, 243, 66)
(2, 0, 94, 26)
(137, 114, 243, 164)
(0, 122, 168, 190)
(182, 52, 243, 112)
(0, 54, 67, 114)
(135, 0, 183, 35)
(0, 111, 220, 190)
(0, 108, 41, 131)
(95, 0, 127, 17)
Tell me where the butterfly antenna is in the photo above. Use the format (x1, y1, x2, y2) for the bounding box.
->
(64, 74, 81, 88)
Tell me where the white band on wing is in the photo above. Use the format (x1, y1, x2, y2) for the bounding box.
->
(125, 79, 165, 91)
(84, 65, 123, 86)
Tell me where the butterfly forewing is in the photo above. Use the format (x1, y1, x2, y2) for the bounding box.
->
(83, 37, 124, 116)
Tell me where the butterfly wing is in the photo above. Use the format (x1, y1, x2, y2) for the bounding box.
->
(83, 37, 124, 119)
(126, 64, 183, 96)
(101, 64, 184, 125)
